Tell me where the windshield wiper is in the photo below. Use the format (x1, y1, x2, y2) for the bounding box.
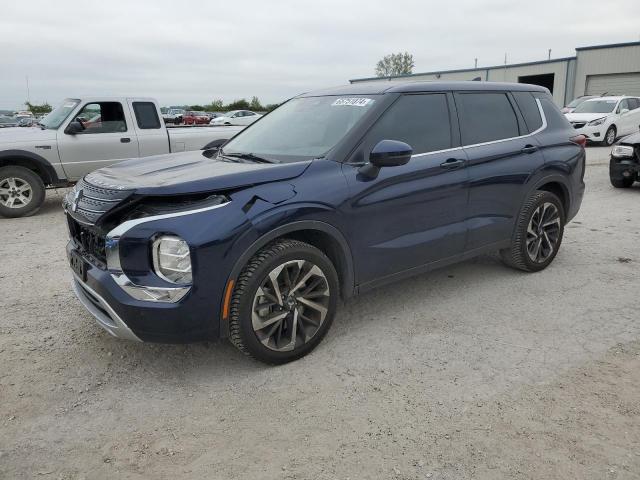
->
(222, 151, 280, 164)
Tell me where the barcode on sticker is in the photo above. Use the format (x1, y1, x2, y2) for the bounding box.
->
(332, 98, 373, 107)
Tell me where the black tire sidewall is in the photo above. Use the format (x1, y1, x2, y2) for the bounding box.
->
(234, 242, 339, 364)
(516, 191, 566, 272)
(0, 166, 45, 218)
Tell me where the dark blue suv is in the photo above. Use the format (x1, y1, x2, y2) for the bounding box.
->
(64, 81, 585, 364)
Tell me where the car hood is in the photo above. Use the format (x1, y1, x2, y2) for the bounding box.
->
(565, 112, 611, 122)
(212, 117, 229, 122)
(620, 131, 640, 146)
(0, 126, 57, 143)
(84, 150, 313, 195)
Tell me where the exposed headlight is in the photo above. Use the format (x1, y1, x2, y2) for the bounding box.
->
(611, 145, 635, 158)
(587, 117, 607, 126)
(152, 235, 192, 284)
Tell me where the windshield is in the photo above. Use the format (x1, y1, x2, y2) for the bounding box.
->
(567, 97, 591, 108)
(221, 95, 378, 162)
(573, 99, 617, 114)
(40, 99, 80, 129)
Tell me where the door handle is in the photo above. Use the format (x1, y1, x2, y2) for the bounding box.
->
(440, 158, 465, 170)
(120, 137, 131, 143)
(521, 144, 538, 154)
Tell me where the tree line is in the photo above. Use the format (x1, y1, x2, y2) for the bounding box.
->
(182, 96, 280, 113)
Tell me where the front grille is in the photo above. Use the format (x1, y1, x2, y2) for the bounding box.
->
(64, 179, 132, 224)
(571, 122, 586, 129)
(68, 216, 106, 266)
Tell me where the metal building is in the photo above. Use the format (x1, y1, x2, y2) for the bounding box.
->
(350, 41, 640, 107)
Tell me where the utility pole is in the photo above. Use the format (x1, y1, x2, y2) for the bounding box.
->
(548, 49, 552, 60)
(474, 58, 478, 69)
(25, 75, 30, 105)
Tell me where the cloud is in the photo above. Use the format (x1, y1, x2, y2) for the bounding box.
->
(1, 0, 638, 109)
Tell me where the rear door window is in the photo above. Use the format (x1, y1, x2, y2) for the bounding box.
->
(365, 94, 452, 155)
(455, 93, 520, 145)
(132, 102, 161, 129)
(512, 91, 543, 133)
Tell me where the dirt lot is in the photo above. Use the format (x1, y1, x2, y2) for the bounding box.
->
(1, 146, 639, 479)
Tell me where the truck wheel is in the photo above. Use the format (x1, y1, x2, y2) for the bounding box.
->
(603, 126, 616, 146)
(228, 239, 339, 364)
(0, 166, 45, 218)
(500, 190, 565, 272)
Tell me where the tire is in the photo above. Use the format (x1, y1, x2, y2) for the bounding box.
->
(500, 190, 565, 272)
(0, 166, 45, 218)
(228, 239, 339, 364)
(603, 126, 617, 146)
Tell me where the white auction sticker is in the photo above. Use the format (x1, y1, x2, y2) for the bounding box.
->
(332, 97, 373, 107)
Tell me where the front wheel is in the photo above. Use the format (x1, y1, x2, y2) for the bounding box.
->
(603, 126, 617, 146)
(500, 190, 565, 272)
(228, 239, 339, 364)
(0, 166, 45, 218)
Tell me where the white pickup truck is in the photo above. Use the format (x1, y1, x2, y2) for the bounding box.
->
(0, 97, 244, 218)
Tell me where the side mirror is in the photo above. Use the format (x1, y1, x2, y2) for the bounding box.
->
(620, 108, 630, 115)
(369, 139, 413, 167)
(359, 140, 412, 178)
(65, 121, 84, 135)
(201, 138, 227, 158)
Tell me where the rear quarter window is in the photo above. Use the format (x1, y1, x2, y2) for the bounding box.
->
(512, 91, 543, 132)
(455, 93, 520, 145)
(133, 102, 161, 129)
(533, 92, 572, 130)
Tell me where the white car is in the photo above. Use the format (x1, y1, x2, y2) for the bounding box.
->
(565, 96, 640, 146)
(210, 110, 262, 126)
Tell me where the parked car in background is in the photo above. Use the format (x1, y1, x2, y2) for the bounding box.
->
(163, 108, 184, 125)
(0, 97, 244, 218)
(0, 116, 19, 128)
(565, 96, 640, 146)
(206, 112, 225, 120)
(18, 117, 37, 127)
(63, 81, 585, 364)
(561, 95, 598, 114)
(183, 111, 210, 125)
(609, 131, 640, 188)
(210, 110, 262, 126)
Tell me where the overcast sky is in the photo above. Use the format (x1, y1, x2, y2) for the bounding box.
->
(1, 0, 639, 110)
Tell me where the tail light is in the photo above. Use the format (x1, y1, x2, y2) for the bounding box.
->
(570, 134, 587, 148)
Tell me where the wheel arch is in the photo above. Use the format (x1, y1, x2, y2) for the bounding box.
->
(220, 220, 355, 337)
(530, 176, 571, 217)
(0, 150, 61, 186)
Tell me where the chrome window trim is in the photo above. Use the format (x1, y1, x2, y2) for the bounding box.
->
(407, 98, 547, 159)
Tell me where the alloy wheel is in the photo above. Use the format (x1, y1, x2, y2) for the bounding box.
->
(606, 128, 616, 145)
(252, 259, 330, 352)
(526, 202, 561, 263)
(0, 177, 33, 209)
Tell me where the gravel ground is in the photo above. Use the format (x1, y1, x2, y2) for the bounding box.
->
(1, 146, 639, 479)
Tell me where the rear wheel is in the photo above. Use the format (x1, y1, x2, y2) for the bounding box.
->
(500, 190, 565, 272)
(228, 239, 339, 364)
(0, 166, 45, 218)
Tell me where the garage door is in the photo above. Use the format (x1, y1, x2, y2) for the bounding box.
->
(585, 72, 640, 96)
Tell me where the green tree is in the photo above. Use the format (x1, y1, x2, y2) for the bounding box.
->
(264, 103, 280, 112)
(25, 101, 52, 115)
(209, 99, 224, 111)
(225, 99, 250, 111)
(188, 105, 206, 111)
(249, 96, 263, 111)
(375, 52, 415, 77)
